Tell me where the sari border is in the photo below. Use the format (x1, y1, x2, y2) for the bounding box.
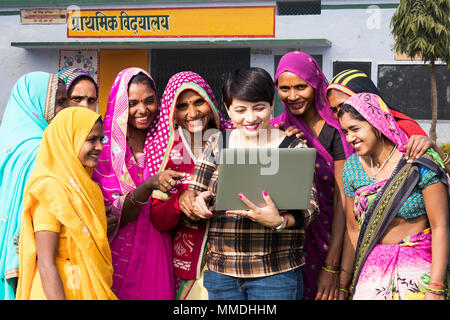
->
(44, 74, 58, 123)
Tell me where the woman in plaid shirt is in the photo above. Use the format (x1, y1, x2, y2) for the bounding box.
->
(179, 68, 319, 300)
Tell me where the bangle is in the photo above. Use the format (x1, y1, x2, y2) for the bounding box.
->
(130, 189, 148, 207)
(442, 153, 450, 165)
(339, 288, 350, 293)
(321, 266, 339, 274)
(428, 281, 445, 288)
(427, 287, 445, 295)
(272, 214, 288, 232)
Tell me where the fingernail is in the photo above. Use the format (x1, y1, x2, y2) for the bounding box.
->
(225, 211, 230, 214)
(238, 193, 243, 199)
(263, 190, 268, 197)
(208, 212, 213, 216)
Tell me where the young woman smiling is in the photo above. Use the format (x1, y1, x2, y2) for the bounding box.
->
(338, 93, 449, 300)
(183, 67, 319, 300)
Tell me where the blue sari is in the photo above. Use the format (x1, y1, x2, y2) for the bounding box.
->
(0, 72, 59, 299)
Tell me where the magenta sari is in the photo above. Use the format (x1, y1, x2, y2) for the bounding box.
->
(270, 51, 354, 299)
(92, 67, 174, 299)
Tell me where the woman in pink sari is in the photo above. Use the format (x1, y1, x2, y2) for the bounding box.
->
(92, 68, 184, 300)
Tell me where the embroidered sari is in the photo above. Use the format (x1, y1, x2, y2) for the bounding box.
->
(16, 107, 116, 300)
(92, 67, 174, 299)
(0, 72, 59, 300)
(342, 93, 448, 300)
(151, 71, 230, 300)
(270, 51, 354, 299)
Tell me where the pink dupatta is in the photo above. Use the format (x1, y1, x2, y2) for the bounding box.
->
(92, 67, 174, 299)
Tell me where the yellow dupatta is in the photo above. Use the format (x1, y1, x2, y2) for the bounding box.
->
(16, 107, 117, 300)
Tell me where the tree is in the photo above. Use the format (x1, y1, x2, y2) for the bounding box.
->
(391, 0, 450, 143)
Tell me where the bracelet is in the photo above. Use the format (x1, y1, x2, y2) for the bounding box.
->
(130, 189, 148, 207)
(427, 287, 445, 295)
(442, 153, 450, 165)
(338, 288, 350, 293)
(272, 214, 288, 232)
(428, 281, 445, 288)
(321, 266, 339, 274)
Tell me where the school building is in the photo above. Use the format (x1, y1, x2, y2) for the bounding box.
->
(0, 0, 448, 143)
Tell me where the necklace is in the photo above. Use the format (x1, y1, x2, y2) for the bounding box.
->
(370, 145, 397, 179)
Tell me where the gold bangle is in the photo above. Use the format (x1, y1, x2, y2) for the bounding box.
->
(321, 266, 339, 274)
(442, 153, 450, 165)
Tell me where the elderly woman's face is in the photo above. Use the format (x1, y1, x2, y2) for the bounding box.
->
(174, 89, 213, 134)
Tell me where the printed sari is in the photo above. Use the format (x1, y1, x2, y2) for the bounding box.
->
(151, 71, 230, 300)
(342, 93, 448, 300)
(16, 107, 116, 300)
(0, 72, 59, 300)
(270, 51, 354, 299)
(92, 67, 174, 299)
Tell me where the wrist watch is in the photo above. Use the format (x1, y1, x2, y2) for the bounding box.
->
(272, 214, 288, 232)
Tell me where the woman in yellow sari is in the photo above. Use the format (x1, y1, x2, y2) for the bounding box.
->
(16, 107, 117, 300)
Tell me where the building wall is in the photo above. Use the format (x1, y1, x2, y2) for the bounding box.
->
(0, 0, 448, 143)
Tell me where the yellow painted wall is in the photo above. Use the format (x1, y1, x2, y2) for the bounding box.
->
(98, 49, 149, 117)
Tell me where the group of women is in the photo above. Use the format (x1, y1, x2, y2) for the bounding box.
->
(0, 50, 448, 301)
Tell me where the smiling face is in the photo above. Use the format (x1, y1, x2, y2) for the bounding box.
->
(174, 89, 213, 134)
(127, 82, 158, 132)
(339, 112, 379, 156)
(78, 120, 104, 168)
(277, 71, 315, 117)
(69, 78, 98, 111)
(327, 89, 351, 119)
(228, 98, 273, 139)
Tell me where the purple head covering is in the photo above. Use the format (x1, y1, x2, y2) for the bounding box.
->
(270, 51, 353, 300)
(57, 67, 98, 94)
(271, 51, 353, 161)
(343, 93, 409, 153)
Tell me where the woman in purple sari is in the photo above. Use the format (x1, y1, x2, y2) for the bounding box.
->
(92, 67, 184, 299)
(270, 51, 354, 300)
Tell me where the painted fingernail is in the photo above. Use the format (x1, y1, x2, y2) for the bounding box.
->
(263, 190, 268, 197)
(226, 211, 230, 214)
(238, 194, 243, 199)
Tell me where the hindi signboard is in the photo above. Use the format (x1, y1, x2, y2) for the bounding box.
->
(21, 9, 67, 24)
(67, 6, 275, 38)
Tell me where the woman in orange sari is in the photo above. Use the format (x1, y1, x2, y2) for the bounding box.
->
(16, 107, 117, 300)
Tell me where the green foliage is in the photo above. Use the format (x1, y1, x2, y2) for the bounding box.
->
(391, 0, 450, 65)
(439, 143, 450, 155)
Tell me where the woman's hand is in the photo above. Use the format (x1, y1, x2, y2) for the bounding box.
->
(145, 169, 186, 193)
(178, 189, 199, 221)
(278, 122, 305, 139)
(105, 206, 118, 236)
(191, 191, 214, 219)
(425, 291, 445, 300)
(226, 191, 283, 228)
(405, 135, 432, 163)
(315, 268, 339, 300)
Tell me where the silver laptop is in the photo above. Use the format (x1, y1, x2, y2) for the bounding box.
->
(215, 147, 316, 211)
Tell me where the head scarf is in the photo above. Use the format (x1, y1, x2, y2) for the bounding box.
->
(270, 51, 353, 300)
(327, 69, 381, 97)
(57, 67, 98, 94)
(16, 107, 117, 300)
(157, 71, 230, 284)
(0, 71, 59, 300)
(158, 71, 230, 173)
(343, 93, 409, 153)
(92, 67, 175, 300)
(271, 51, 354, 161)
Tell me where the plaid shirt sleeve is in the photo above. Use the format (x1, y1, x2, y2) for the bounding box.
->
(188, 132, 220, 195)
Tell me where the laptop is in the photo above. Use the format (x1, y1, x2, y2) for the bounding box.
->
(214, 147, 316, 211)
